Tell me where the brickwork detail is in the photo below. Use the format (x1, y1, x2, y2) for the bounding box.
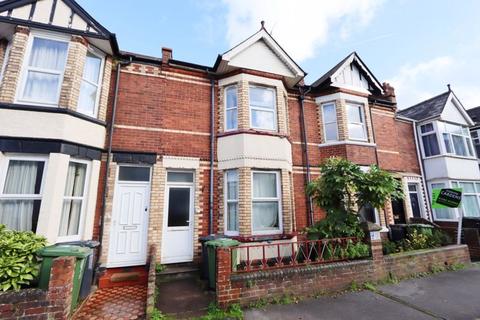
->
(99, 158, 117, 264)
(59, 35, 87, 110)
(98, 57, 113, 121)
(148, 159, 166, 263)
(238, 167, 252, 235)
(0, 26, 29, 103)
(0, 256, 75, 320)
(281, 169, 294, 233)
(216, 244, 470, 307)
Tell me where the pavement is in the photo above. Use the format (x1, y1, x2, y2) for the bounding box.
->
(245, 264, 480, 320)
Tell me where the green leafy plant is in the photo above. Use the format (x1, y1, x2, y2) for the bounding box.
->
(150, 308, 170, 320)
(196, 303, 243, 320)
(382, 239, 398, 255)
(0, 225, 46, 291)
(401, 229, 430, 251)
(305, 158, 403, 240)
(155, 263, 166, 273)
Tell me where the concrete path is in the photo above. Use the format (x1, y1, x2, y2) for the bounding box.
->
(245, 265, 480, 320)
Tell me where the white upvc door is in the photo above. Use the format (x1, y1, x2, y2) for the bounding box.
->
(107, 183, 150, 267)
(161, 182, 194, 264)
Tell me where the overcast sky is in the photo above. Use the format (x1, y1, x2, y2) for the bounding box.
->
(78, 0, 480, 109)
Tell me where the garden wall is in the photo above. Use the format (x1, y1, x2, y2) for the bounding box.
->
(0, 256, 75, 320)
(215, 240, 470, 307)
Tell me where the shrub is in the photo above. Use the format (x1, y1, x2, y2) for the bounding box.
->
(382, 239, 398, 255)
(304, 209, 365, 240)
(0, 225, 46, 291)
(402, 229, 430, 251)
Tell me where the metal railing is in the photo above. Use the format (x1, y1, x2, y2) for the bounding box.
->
(231, 237, 368, 273)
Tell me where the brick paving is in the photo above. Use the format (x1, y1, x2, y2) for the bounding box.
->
(73, 285, 147, 320)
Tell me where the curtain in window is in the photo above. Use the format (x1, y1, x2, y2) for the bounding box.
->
(463, 195, 480, 217)
(226, 170, 238, 232)
(59, 163, 86, 237)
(253, 202, 279, 230)
(23, 38, 68, 103)
(253, 173, 276, 198)
(0, 161, 40, 231)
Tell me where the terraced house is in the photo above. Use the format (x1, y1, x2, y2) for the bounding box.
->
(0, 0, 430, 278)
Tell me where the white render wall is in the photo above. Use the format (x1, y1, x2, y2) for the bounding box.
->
(0, 109, 106, 149)
(424, 156, 480, 181)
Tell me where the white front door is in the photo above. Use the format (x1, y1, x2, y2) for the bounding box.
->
(162, 171, 195, 263)
(108, 166, 151, 267)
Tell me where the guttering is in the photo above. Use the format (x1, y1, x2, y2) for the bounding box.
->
(298, 86, 314, 226)
(97, 56, 132, 263)
(397, 114, 433, 221)
(208, 73, 215, 235)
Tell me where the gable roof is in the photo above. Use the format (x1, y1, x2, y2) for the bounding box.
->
(0, 0, 118, 54)
(213, 27, 305, 88)
(398, 91, 451, 121)
(310, 52, 383, 94)
(467, 106, 480, 126)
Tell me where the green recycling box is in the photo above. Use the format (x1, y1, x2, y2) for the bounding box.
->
(206, 238, 240, 289)
(37, 245, 92, 310)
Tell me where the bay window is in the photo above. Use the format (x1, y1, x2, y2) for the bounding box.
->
(58, 162, 88, 239)
(322, 103, 338, 142)
(452, 181, 480, 218)
(431, 182, 456, 220)
(439, 123, 474, 157)
(225, 170, 239, 235)
(252, 171, 281, 234)
(18, 33, 69, 106)
(249, 86, 277, 131)
(420, 123, 440, 157)
(471, 129, 480, 158)
(346, 103, 367, 140)
(225, 86, 238, 131)
(77, 50, 104, 117)
(0, 158, 46, 232)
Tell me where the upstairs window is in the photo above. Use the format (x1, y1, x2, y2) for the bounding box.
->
(77, 51, 104, 117)
(0, 158, 46, 232)
(420, 123, 440, 157)
(439, 122, 474, 157)
(18, 34, 69, 106)
(249, 86, 276, 131)
(322, 103, 338, 142)
(471, 129, 480, 158)
(346, 103, 367, 140)
(225, 86, 238, 130)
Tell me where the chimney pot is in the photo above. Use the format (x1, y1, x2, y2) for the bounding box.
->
(162, 47, 172, 64)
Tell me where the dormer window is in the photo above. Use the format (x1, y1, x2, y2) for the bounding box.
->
(18, 33, 69, 106)
(249, 85, 276, 131)
(225, 86, 238, 131)
(346, 103, 367, 140)
(77, 50, 104, 117)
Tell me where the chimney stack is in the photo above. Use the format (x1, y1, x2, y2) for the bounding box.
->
(382, 82, 396, 104)
(162, 47, 172, 64)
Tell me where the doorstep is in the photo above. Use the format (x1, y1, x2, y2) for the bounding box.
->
(98, 265, 148, 288)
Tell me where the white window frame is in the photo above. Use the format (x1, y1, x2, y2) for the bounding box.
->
(15, 30, 70, 107)
(57, 159, 90, 242)
(0, 40, 12, 84)
(471, 129, 480, 158)
(249, 85, 277, 131)
(346, 102, 367, 141)
(224, 169, 239, 236)
(251, 170, 282, 235)
(439, 122, 475, 158)
(419, 122, 441, 158)
(430, 181, 458, 221)
(77, 46, 105, 118)
(0, 154, 48, 232)
(224, 85, 238, 131)
(321, 102, 338, 142)
(452, 181, 480, 219)
(407, 182, 424, 218)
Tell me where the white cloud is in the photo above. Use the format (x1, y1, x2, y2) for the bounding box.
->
(221, 0, 383, 62)
(389, 56, 480, 109)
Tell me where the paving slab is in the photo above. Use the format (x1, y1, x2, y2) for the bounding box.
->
(244, 290, 436, 320)
(378, 266, 480, 320)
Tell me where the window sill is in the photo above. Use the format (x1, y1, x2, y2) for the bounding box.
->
(218, 129, 289, 140)
(318, 140, 376, 148)
(230, 232, 296, 243)
(423, 154, 477, 161)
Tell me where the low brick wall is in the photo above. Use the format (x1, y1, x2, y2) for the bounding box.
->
(215, 242, 471, 307)
(0, 256, 76, 319)
(146, 244, 157, 320)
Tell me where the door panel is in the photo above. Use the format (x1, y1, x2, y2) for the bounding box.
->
(162, 185, 194, 263)
(108, 184, 150, 267)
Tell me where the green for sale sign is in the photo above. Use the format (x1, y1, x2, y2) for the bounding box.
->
(432, 188, 462, 208)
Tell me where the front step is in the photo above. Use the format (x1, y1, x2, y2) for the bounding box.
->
(98, 266, 148, 288)
(158, 263, 200, 281)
